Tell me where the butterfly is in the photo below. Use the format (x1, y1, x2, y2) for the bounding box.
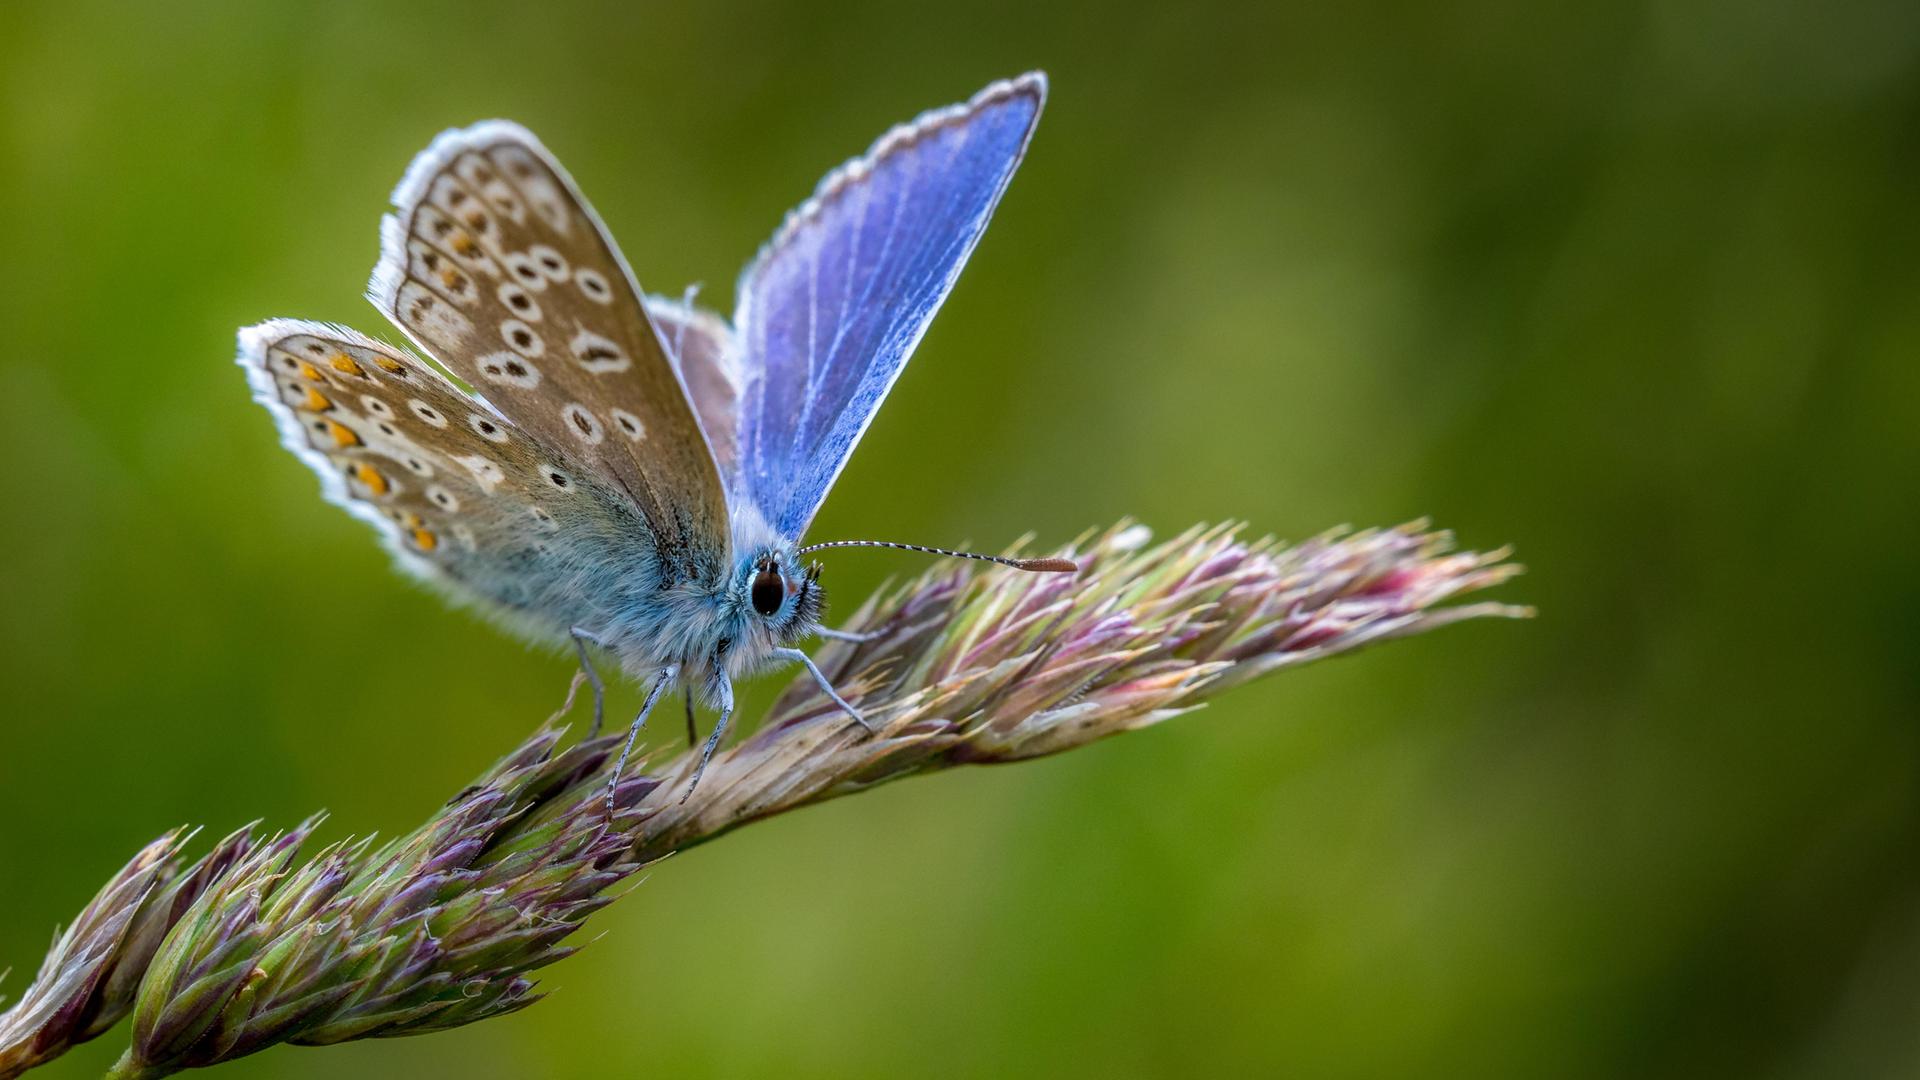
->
(236, 72, 1074, 801)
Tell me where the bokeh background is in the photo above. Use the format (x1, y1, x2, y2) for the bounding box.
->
(4, 1, 1918, 1076)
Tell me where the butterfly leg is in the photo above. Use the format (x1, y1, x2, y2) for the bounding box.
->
(817, 626, 884, 644)
(682, 686, 698, 748)
(772, 647, 875, 733)
(569, 626, 608, 738)
(605, 664, 677, 815)
(680, 673, 735, 803)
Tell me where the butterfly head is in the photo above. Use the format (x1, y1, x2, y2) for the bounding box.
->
(738, 545, 823, 645)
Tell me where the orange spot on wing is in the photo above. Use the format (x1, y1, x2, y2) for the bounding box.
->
(324, 420, 360, 448)
(412, 527, 439, 551)
(402, 512, 423, 528)
(450, 230, 478, 256)
(299, 387, 331, 411)
(296, 361, 324, 382)
(439, 267, 466, 291)
(329, 353, 365, 377)
(374, 356, 405, 374)
(353, 463, 389, 496)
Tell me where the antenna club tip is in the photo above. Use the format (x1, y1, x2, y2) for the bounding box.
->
(1013, 557, 1079, 573)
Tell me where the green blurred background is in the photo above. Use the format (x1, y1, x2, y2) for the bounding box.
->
(4, 1, 1917, 1076)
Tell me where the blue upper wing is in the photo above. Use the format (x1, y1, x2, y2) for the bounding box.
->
(732, 72, 1046, 540)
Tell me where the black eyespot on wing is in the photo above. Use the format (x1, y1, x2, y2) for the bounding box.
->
(751, 568, 785, 617)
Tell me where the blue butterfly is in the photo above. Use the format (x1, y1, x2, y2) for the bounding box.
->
(237, 72, 1072, 799)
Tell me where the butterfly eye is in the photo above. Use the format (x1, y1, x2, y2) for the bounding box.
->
(751, 567, 786, 617)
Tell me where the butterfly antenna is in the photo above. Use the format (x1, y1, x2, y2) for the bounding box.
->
(796, 539, 1077, 573)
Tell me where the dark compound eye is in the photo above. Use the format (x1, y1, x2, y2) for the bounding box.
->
(751, 567, 785, 617)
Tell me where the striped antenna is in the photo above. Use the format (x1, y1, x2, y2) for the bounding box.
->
(796, 539, 1078, 574)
